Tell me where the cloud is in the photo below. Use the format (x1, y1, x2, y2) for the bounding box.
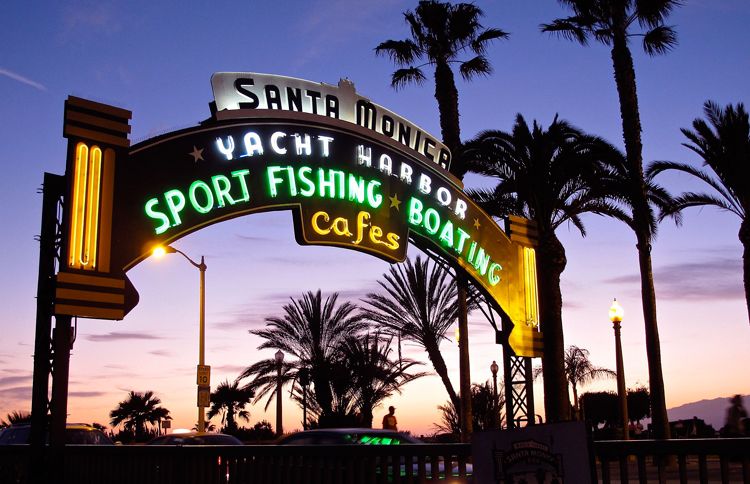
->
(83, 331, 165, 342)
(603, 256, 743, 300)
(235, 234, 273, 243)
(69, 391, 108, 398)
(61, 2, 122, 37)
(214, 364, 248, 374)
(148, 350, 172, 357)
(0, 386, 32, 400)
(0, 68, 46, 91)
(0, 375, 32, 388)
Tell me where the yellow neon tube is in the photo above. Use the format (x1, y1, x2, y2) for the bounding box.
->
(82, 146, 102, 269)
(69, 143, 89, 268)
(523, 247, 539, 327)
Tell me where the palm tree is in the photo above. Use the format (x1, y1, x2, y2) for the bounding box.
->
(242, 290, 368, 421)
(433, 381, 505, 435)
(464, 114, 625, 422)
(339, 332, 427, 427)
(376, 1, 507, 439)
(564, 346, 616, 418)
(207, 379, 254, 433)
(542, 0, 681, 440)
(375, 0, 508, 176)
(1, 411, 31, 427)
(361, 256, 464, 410)
(649, 101, 750, 323)
(109, 390, 170, 442)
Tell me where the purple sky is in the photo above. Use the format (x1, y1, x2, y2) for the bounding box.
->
(1, 0, 748, 435)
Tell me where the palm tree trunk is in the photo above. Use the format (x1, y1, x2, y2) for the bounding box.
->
(740, 219, 750, 324)
(610, 17, 670, 440)
(456, 273, 473, 442)
(572, 384, 579, 420)
(537, 232, 571, 422)
(433, 61, 462, 175)
(424, 335, 461, 410)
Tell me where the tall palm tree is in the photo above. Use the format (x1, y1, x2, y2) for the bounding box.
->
(375, 0, 508, 177)
(207, 379, 254, 432)
(339, 332, 427, 427)
(109, 391, 170, 442)
(242, 290, 368, 421)
(376, 1, 507, 439)
(649, 101, 750, 323)
(361, 256, 464, 410)
(464, 114, 625, 422)
(542, 0, 681, 440)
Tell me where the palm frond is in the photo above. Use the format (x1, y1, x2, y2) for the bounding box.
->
(391, 67, 427, 90)
(641, 25, 678, 55)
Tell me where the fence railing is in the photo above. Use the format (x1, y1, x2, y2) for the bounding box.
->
(2, 437, 750, 484)
(0, 443, 471, 484)
(595, 438, 750, 483)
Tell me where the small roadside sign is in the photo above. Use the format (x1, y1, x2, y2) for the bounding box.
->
(197, 385, 211, 407)
(197, 365, 211, 386)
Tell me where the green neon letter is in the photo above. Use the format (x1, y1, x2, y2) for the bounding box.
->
(473, 246, 491, 275)
(145, 198, 171, 235)
(366, 180, 382, 208)
(348, 174, 365, 204)
(189, 180, 214, 214)
(211, 175, 235, 207)
(164, 189, 186, 227)
(438, 220, 454, 247)
(231, 169, 251, 202)
(424, 208, 440, 235)
(408, 197, 423, 226)
(488, 262, 502, 286)
(267, 166, 285, 198)
(298, 166, 315, 197)
(455, 227, 471, 254)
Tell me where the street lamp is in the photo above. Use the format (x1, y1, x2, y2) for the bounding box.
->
(275, 349, 284, 436)
(490, 360, 500, 429)
(153, 245, 209, 433)
(609, 298, 629, 440)
(490, 360, 499, 400)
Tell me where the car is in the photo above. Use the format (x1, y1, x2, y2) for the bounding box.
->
(146, 431, 243, 446)
(277, 428, 422, 446)
(0, 423, 113, 445)
(277, 428, 472, 481)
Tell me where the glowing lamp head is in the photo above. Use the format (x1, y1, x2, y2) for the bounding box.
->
(152, 245, 176, 258)
(490, 360, 499, 376)
(609, 298, 624, 323)
(454, 326, 460, 344)
(275, 349, 284, 363)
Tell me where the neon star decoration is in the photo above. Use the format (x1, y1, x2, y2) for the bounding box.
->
(190, 145, 204, 162)
(389, 194, 402, 210)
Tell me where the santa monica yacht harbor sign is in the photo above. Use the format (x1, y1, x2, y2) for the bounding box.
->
(54, 73, 541, 352)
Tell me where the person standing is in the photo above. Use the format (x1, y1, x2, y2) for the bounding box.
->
(382, 406, 398, 430)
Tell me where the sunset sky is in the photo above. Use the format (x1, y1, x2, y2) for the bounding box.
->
(1, 0, 748, 436)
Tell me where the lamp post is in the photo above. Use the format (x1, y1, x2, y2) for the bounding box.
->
(490, 360, 499, 401)
(490, 360, 499, 429)
(298, 367, 310, 430)
(609, 299, 629, 440)
(153, 245, 208, 433)
(275, 349, 284, 436)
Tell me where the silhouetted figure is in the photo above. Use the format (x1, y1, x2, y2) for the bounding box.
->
(382, 406, 398, 430)
(723, 395, 747, 437)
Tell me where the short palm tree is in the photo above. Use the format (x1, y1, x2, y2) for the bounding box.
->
(464, 114, 624, 422)
(542, 0, 682, 440)
(207, 379, 254, 432)
(109, 390, 170, 442)
(242, 290, 368, 421)
(1, 411, 31, 427)
(339, 332, 426, 427)
(649, 101, 750, 323)
(361, 256, 463, 410)
(564, 346, 616, 418)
